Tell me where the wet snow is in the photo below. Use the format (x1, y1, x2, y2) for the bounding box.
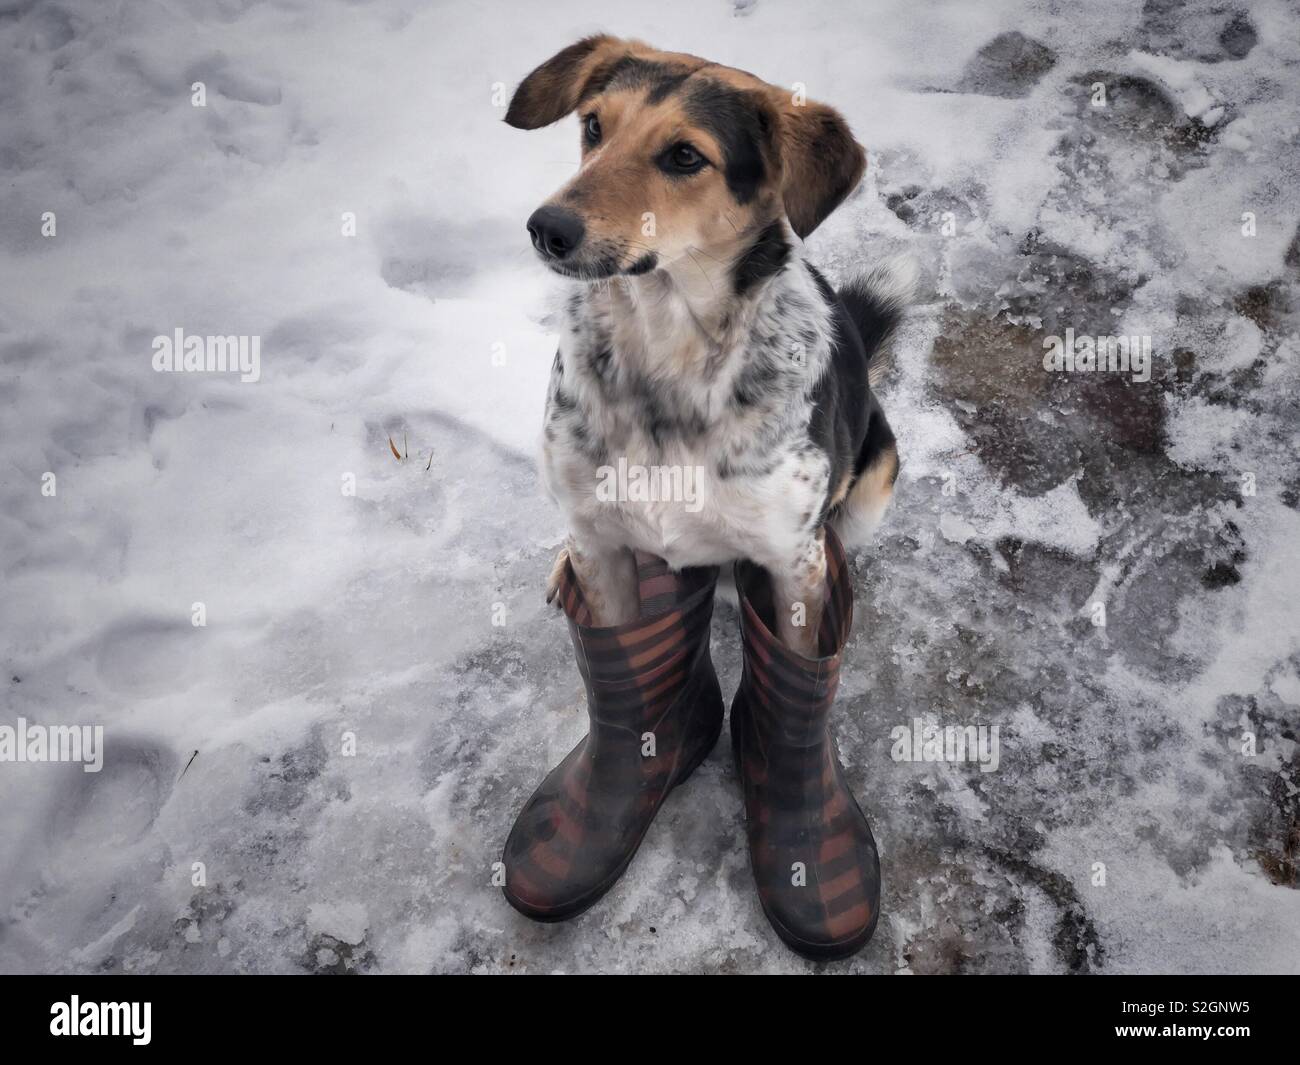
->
(1, 0, 1297, 973)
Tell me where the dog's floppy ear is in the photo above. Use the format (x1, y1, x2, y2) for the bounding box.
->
(505, 35, 630, 130)
(771, 98, 865, 239)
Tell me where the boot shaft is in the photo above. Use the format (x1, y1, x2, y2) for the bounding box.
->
(729, 526, 881, 960)
(734, 527, 854, 749)
(554, 552, 719, 740)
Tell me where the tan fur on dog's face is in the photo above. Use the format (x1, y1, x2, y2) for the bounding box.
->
(560, 73, 777, 278)
(506, 36, 866, 280)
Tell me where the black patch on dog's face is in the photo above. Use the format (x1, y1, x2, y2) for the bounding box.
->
(581, 57, 691, 105)
(682, 81, 770, 203)
(626, 252, 658, 275)
(733, 219, 789, 296)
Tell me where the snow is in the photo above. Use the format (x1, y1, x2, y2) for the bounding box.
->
(1, 0, 1298, 974)
(306, 902, 368, 947)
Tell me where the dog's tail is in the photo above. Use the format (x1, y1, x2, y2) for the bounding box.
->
(838, 256, 917, 388)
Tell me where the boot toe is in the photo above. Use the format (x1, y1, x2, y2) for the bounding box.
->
(501, 790, 621, 922)
(766, 906, 879, 961)
(755, 849, 880, 960)
(502, 841, 615, 923)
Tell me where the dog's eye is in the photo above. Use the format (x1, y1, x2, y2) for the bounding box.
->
(583, 114, 601, 145)
(664, 143, 706, 174)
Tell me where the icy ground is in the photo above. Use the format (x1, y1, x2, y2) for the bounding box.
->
(2, 0, 1298, 974)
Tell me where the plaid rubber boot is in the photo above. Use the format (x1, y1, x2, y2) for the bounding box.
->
(731, 526, 881, 960)
(503, 552, 723, 922)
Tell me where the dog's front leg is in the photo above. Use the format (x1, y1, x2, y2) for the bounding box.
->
(770, 530, 828, 657)
(561, 536, 640, 627)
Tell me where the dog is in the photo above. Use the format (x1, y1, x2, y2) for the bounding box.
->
(506, 35, 909, 655)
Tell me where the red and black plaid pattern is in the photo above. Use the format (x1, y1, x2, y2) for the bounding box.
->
(503, 552, 723, 922)
(731, 526, 881, 960)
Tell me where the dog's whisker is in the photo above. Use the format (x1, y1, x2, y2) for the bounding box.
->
(685, 247, 719, 297)
(686, 244, 726, 266)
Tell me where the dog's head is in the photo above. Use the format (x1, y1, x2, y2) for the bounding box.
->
(505, 36, 865, 280)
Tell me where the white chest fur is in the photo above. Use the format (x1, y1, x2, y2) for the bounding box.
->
(540, 257, 835, 571)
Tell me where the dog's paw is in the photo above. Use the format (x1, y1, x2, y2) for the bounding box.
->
(545, 547, 570, 607)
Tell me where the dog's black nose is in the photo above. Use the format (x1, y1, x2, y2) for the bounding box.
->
(526, 206, 585, 260)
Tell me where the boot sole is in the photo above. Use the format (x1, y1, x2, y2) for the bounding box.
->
(502, 663, 724, 924)
(757, 867, 881, 962)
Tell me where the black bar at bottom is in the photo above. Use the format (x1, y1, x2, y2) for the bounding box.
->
(0, 973, 1294, 1052)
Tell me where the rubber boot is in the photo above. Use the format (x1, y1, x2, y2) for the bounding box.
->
(730, 526, 881, 960)
(503, 551, 724, 922)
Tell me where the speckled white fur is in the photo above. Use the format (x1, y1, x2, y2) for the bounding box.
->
(540, 223, 858, 649)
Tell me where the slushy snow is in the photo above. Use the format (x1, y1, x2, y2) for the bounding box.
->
(1, 0, 1297, 973)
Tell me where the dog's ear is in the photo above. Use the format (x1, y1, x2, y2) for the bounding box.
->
(771, 97, 865, 239)
(505, 35, 630, 130)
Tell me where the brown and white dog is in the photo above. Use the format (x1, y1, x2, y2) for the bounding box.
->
(506, 36, 910, 654)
